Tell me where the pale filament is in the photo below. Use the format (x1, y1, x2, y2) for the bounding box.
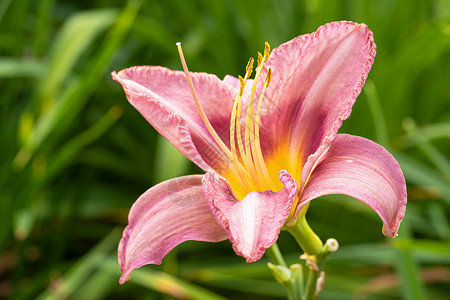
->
(253, 68, 277, 191)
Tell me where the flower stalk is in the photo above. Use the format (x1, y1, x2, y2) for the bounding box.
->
(268, 215, 339, 299)
(303, 238, 339, 299)
(267, 250, 299, 300)
(289, 264, 304, 300)
(287, 216, 323, 255)
(266, 242, 287, 268)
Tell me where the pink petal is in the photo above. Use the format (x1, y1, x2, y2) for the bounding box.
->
(118, 175, 228, 284)
(203, 170, 298, 262)
(112, 67, 237, 172)
(223, 75, 240, 88)
(295, 134, 407, 237)
(258, 21, 376, 180)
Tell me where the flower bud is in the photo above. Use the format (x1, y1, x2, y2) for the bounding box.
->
(267, 262, 292, 283)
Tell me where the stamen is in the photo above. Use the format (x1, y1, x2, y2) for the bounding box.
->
(257, 52, 263, 66)
(252, 68, 276, 190)
(238, 75, 246, 97)
(265, 67, 272, 86)
(176, 42, 231, 159)
(230, 95, 239, 161)
(244, 57, 254, 80)
(243, 44, 271, 188)
(263, 42, 270, 63)
(231, 78, 256, 189)
(236, 59, 253, 166)
(231, 67, 259, 187)
(177, 41, 276, 197)
(235, 92, 247, 169)
(230, 93, 253, 189)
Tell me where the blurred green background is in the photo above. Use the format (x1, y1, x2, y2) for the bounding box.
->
(1, 0, 449, 299)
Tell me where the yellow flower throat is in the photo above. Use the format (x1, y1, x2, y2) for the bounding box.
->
(177, 42, 283, 200)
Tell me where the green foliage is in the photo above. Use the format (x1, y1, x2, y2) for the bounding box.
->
(0, 0, 449, 299)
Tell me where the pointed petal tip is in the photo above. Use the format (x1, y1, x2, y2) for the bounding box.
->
(111, 70, 120, 81)
(119, 273, 131, 285)
(382, 224, 399, 238)
(244, 256, 260, 263)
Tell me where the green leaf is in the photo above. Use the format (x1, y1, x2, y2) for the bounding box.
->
(0, 58, 45, 78)
(35, 8, 118, 104)
(124, 266, 228, 300)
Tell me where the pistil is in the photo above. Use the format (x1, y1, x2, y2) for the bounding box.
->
(176, 42, 232, 159)
(177, 43, 254, 188)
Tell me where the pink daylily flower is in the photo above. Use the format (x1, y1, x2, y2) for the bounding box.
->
(112, 21, 407, 284)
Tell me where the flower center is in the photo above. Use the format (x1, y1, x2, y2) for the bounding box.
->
(177, 42, 279, 199)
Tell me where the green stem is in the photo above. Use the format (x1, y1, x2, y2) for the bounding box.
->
(304, 268, 318, 300)
(287, 216, 323, 255)
(304, 239, 338, 300)
(290, 264, 304, 300)
(268, 218, 336, 300)
(266, 242, 287, 267)
(266, 243, 297, 300)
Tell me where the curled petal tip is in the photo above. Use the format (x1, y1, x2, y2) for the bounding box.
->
(382, 224, 398, 238)
(119, 273, 131, 285)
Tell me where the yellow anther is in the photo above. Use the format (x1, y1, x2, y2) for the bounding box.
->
(264, 42, 271, 62)
(245, 57, 254, 80)
(238, 75, 246, 97)
(177, 41, 278, 199)
(257, 52, 263, 66)
(265, 68, 272, 87)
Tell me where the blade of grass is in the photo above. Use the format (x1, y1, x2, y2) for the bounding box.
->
(183, 270, 285, 297)
(45, 106, 123, 182)
(402, 118, 450, 181)
(35, 228, 121, 300)
(14, 0, 142, 173)
(102, 259, 228, 300)
(30, 0, 141, 153)
(364, 80, 389, 147)
(72, 261, 118, 300)
(393, 122, 450, 149)
(1, 0, 29, 55)
(394, 152, 450, 203)
(0, 58, 45, 78)
(394, 239, 450, 264)
(34, 8, 119, 108)
(33, 0, 55, 56)
(393, 219, 428, 300)
(0, 0, 12, 23)
(426, 202, 450, 240)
